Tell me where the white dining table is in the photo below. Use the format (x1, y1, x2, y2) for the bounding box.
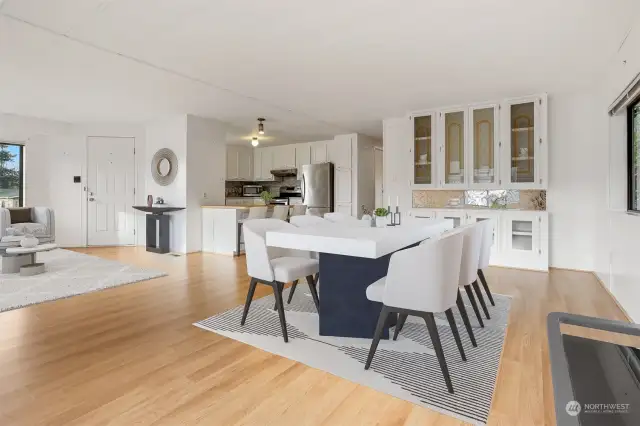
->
(266, 219, 453, 338)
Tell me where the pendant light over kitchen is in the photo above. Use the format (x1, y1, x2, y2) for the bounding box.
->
(251, 137, 259, 147)
(257, 118, 265, 135)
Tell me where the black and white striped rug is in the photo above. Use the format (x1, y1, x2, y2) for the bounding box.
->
(195, 286, 511, 425)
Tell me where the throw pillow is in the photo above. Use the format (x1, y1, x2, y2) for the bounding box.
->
(8, 208, 32, 224)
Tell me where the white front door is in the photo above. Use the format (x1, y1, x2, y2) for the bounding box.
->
(87, 137, 136, 246)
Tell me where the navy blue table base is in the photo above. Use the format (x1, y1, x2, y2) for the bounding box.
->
(318, 242, 419, 339)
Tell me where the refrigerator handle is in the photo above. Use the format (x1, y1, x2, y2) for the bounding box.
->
(301, 174, 306, 203)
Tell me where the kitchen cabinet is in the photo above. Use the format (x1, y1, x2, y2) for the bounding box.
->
(408, 208, 548, 270)
(402, 93, 547, 190)
(295, 143, 311, 179)
(226, 145, 253, 180)
(272, 145, 295, 169)
(437, 108, 468, 189)
(327, 136, 352, 169)
(469, 103, 500, 188)
(499, 210, 548, 270)
(435, 209, 466, 228)
(500, 94, 547, 189)
(311, 141, 329, 164)
(466, 210, 501, 262)
(335, 203, 352, 215)
(253, 148, 274, 181)
(410, 112, 437, 187)
(335, 168, 352, 204)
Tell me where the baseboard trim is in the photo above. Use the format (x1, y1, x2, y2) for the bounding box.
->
(592, 272, 634, 323)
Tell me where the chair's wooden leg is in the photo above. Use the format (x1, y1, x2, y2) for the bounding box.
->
(305, 275, 320, 311)
(472, 279, 491, 319)
(456, 290, 477, 347)
(272, 281, 288, 342)
(393, 314, 408, 341)
(287, 279, 298, 304)
(423, 312, 454, 393)
(464, 285, 485, 328)
(445, 308, 466, 361)
(478, 269, 495, 306)
(240, 278, 258, 326)
(365, 305, 390, 370)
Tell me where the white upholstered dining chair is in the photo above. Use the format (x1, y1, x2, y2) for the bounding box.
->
(364, 231, 465, 393)
(456, 222, 490, 328)
(477, 219, 496, 307)
(240, 219, 320, 342)
(271, 205, 289, 221)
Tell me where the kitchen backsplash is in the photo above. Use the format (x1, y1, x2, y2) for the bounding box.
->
(412, 189, 546, 211)
(225, 177, 301, 197)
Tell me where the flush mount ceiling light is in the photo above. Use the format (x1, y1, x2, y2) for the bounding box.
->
(257, 118, 266, 135)
(251, 137, 259, 147)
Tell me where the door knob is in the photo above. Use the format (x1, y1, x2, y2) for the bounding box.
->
(89, 197, 95, 201)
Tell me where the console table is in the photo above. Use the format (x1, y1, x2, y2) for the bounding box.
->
(133, 206, 185, 254)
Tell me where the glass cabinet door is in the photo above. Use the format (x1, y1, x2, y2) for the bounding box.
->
(470, 106, 498, 186)
(412, 113, 435, 186)
(509, 101, 536, 184)
(441, 110, 466, 185)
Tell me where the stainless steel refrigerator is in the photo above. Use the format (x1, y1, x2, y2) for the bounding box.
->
(301, 163, 334, 216)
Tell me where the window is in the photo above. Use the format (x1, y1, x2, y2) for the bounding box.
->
(628, 99, 640, 212)
(0, 143, 24, 208)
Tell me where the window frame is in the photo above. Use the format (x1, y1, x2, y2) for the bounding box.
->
(628, 98, 640, 212)
(0, 142, 25, 208)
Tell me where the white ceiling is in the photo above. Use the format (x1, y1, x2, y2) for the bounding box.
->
(0, 0, 637, 144)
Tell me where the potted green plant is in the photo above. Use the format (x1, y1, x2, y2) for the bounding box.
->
(259, 191, 273, 205)
(374, 207, 389, 228)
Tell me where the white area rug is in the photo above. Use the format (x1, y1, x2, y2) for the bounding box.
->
(0, 249, 167, 312)
(195, 286, 511, 425)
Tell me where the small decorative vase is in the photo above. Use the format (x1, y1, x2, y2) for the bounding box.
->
(147, 195, 153, 207)
(20, 234, 38, 248)
(375, 216, 387, 228)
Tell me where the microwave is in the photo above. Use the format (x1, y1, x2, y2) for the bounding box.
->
(243, 185, 263, 196)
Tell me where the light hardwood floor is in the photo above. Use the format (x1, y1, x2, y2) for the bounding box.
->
(0, 247, 631, 426)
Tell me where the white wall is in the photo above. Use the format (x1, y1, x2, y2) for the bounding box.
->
(0, 113, 146, 247)
(185, 115, 227, 253)
(593, 13, 640, 322)
(145, 116, 187, 253)
(355, 134, 381, 216)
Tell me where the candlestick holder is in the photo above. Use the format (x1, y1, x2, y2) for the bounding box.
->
(394, 206, 402, 226)
(387, 205, 396, 226)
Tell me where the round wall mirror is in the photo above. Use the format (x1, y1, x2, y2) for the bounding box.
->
(151, 148, 178, 186)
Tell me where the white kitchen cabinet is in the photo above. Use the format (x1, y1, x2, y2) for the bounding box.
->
(435, 209, 467, 228)
(499, 210, 548, 270)
(327, 136, 352, 169)
(253, 148, 274, 181)
(226, 145, 253, 180)
(311, 141, 329, 164)
(500, 94, 548, 189)
(466, 210, 501, 262)
(295, 143, 311, 179)
(272, 145, 295, 169)
(408, 209, 438, 219)
(437, 108, 468, 189)
(335, 168, 352, 204)
(410, 112, 437, 188)
(335, 203, 352, 215)
(403, 93, 547, 190)
(468, 103, 500, 188)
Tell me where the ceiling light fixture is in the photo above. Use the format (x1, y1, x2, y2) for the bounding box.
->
(251, 137, 259, 147)
(257, 118, 265, 135)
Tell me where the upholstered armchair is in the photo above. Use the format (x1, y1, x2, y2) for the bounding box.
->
(0, 207, 55, 244)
